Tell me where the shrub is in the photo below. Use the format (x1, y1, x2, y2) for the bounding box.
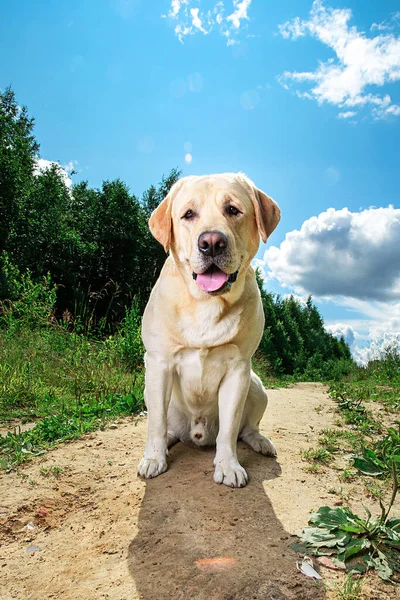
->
(0, 256, 56, 332)
(114, 298, 145, 371)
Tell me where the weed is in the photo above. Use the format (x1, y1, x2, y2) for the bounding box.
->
(303, 463, 323, 474)
(339, 469, 357, 483)
(333, 574, 362, 600)
(319, 429, 362, 455)
(301, 447, 332, 463)
(40, 465, 63, 478)
(353, 427, 400, 478)
(363, 479, 389, 501)
(295, 464, 400, 582)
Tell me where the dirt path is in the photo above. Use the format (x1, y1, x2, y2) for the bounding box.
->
(0, 383, 397, 600)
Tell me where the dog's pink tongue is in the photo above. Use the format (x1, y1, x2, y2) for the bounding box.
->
(196, 268, 229, 292)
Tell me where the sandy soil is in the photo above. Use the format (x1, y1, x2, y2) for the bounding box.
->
(0, 383, 398, 600)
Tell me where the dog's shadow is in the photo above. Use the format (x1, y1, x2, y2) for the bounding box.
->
(128, 443, 326, 600)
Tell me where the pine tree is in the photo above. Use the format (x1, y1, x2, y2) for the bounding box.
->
(0, 87, 39, 253)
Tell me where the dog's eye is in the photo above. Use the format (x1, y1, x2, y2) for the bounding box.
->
(182, 209, 195, 220)
(227, 205, 241, 216)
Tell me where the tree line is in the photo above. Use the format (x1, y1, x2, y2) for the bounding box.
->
(255, 271, 352, 378)
(0, 87, 179, 325)
(0, 87, 353, 377)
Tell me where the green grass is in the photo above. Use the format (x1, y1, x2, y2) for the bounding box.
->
(333, 574, 363, 600)
(330, 381, 400, 414)
(0, 385, 144, 471)
(0, 326, 142, 423)
(40, 465, 63, 478)
(318, 428, 362, 455)
(301, 447, 332, 463)
(297, 350, 400, 499)
(0, 303, 145, 470)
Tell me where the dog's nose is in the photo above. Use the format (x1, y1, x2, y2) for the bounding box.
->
(198, 231, 228, 256)
(194, 433, 203, 439)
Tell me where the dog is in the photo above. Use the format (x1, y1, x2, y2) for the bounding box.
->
(138, 173, 280, 487)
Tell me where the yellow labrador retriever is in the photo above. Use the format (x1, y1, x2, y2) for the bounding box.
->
(138, 173, 280, 487)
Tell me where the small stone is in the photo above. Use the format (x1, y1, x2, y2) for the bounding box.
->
(25, 545, 40, 554)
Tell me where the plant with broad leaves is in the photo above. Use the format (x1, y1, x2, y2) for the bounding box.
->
(353, 427, 400, 477)
(294, 464, 400, 582)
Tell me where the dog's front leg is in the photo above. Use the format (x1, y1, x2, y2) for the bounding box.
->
(214, 360, 251, 488)
(138, 352, 173, 479)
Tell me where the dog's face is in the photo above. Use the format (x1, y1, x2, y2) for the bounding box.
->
(150, 173, 280, 296)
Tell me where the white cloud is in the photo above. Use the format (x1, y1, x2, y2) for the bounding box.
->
(263, 205, 400, 302)
(262, 205, 400, 362)
(384, 103, 400, 116)
(226, 0, 251, 30)
(353, 333, 400, 366)
(278, 1, 400, 119)
(325, 316, 400, 364)
(371, 12, 400, 33)
(338, 110, 356, 119)
(325, 322, 355, 346)
(169, 0, 188, 18)
(190, 7, 208, 33)
(62, 160, 78, 174)
(164, 0, 253, 44)
(34, 158, 75, 189)
(325, 317, 400, 365)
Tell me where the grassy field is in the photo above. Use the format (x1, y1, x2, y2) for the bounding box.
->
(300, 353, 400, 502)
(0, 324, 145, 470)
(0, 274, 146, 470)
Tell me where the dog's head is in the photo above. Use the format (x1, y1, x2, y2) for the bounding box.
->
(149, 173, 280, 296)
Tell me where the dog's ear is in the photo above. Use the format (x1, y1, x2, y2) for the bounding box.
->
(237, 173, 280, 243)
(252, 187, 281, 243)
(149, 179, 184, 252)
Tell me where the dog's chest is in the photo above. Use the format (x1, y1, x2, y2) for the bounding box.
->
(174, 346, 235, 412)
(177, 302, 242, 348)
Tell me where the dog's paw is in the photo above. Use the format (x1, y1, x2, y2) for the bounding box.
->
(213, 457, 248, 488)
(242, 431, 277, 457)
(137, 456, 168, 479)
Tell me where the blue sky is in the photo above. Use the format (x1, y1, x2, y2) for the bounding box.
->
(1, 0, 400, 360)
